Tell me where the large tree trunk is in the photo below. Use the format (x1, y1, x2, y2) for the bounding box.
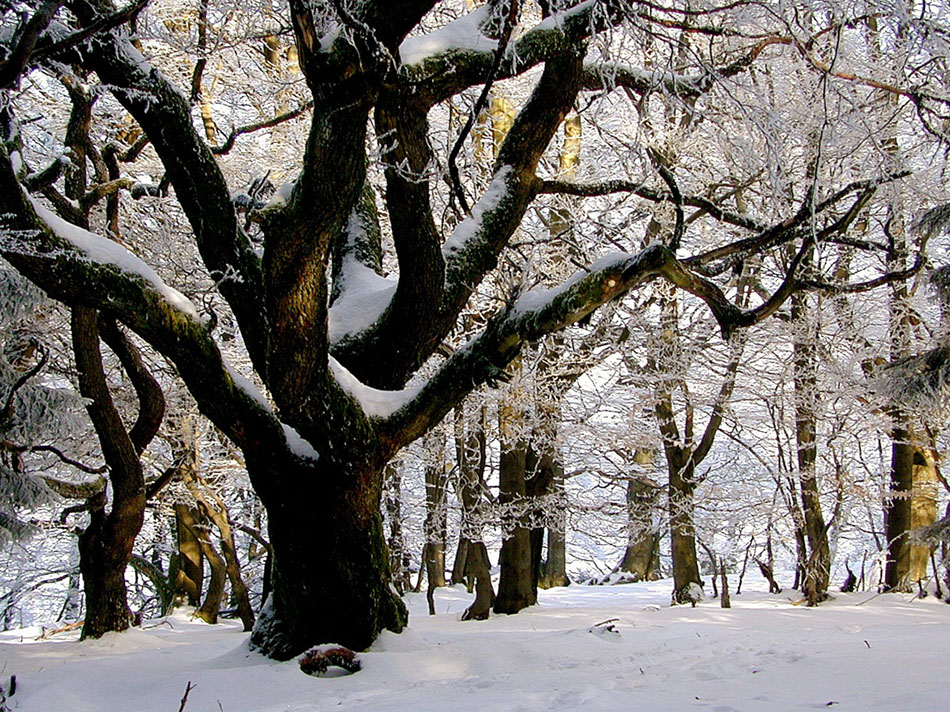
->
(72, 307, 148, 638)
(669, 461, 703, 604)
(618, 474, 661, 581)
(249, 456, 406, 660)
(495, 449, 535, 613)
(494, 395, 536, 614)
(540, 522, 570, 588)
(886, 430, 938, 590)
(525, 438, 562, 590)
(78, 499, 142, 637)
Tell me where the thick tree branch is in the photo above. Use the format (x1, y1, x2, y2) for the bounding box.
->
(0, 146, 291, 477)
(98, 317, 164, 455)
(328, 96, 443, 388)
(380, 245, 675, 450)
(31, 0, 148, 67)
(71, 305, 144, 508)
(65, 1, 268, 377)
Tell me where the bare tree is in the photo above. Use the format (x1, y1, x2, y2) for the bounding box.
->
(0, 0, 939, 657)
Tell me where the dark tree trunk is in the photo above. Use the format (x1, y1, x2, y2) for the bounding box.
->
(720, 557, 731, 608)
(249, 456, 406, 660)
(526, 437, 569, 589)
(453, 404, 495, 608)
(495, 425, 536, 614)
(540, 525, 570, 588)
(452, 537, 471, 587)
(792, 290, 830, 605)
(669, 460, 702, 604)
(525, 442, 554, 591)
(78, 506, 140, 637)
(422, 434, 448, 590)
(885, 426, 914, 591)
(461, 542, 495, 620)
(72, 307, 149, 639)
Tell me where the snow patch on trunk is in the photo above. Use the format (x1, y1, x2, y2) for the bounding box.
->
(329, 357, 422, 419)
(328, 261, 396, 342)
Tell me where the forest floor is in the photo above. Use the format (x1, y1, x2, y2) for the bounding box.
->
(1, 576, 948, 711)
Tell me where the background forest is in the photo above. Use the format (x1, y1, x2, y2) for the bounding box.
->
(1, 0, 950, 658)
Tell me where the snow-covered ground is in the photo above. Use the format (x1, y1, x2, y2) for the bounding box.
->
(2, 578, 948, 711)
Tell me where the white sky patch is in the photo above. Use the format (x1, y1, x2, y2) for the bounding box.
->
(442, 166, 514, 257)
(281, 424, 320, 462)
(399, 5, 498, 67)
(27, 195, 202, 321)
(328, 260, 397, 342)
(329, 357, 422, 419)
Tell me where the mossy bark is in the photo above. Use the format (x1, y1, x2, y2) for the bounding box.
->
(249, 456, 406, 659)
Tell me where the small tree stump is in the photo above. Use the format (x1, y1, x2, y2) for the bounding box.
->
(299, 645, 362, 676)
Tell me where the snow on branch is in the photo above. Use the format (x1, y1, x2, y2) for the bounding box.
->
(399, 5, 498, 68)
(380, 245, 675, 449)
(0, 157, 307, 465)
(329, 357, 422, 420)
(25, 194, 202, 322)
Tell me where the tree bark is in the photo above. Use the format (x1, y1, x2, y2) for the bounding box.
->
(453, 404, 496, 613)
(540, 524, 570, 588)
(461, 542, 495, 621)
(192, 516, 227, 625)
(618, 470, 661, 581)
(384, 463, 411, 594)
(791, 289, 830, 605)
(495, 388, 536, 614)
(668, 460, 703, 605)
(422, 432, 448, 591)
(885, 431, 938, 590)
(249, 456, 407, 660)
(173, 503, 204, 607)
(72, 307, 148, 638)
